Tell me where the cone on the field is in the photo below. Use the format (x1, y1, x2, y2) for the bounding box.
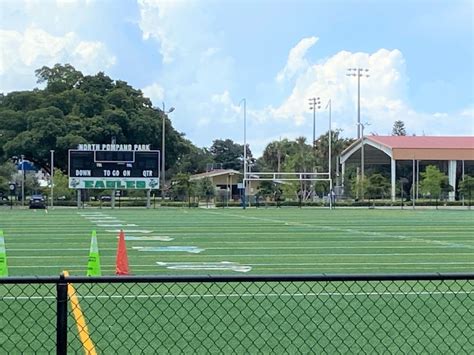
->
(0, 230, 8, 277)
(115, 229, 130, 275)
(86, 230, 101, 277)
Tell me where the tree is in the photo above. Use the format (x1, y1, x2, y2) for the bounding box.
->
(209, 139, 252, 171)
(35, 63, 84, 92)
(257, 181, 280, 200)
(392, 120, 407, 136)
(314, 129, 354, 178)
(172, 146, 213, 175)
(0, 64, 195, 177)
(0, 161, 16, 194)
(51, 168, 74, 201)
(198, 178, 215, 204)
(420, 165, 450, 208)
(458, 176, 474, 207)
(287, 137, 313, 172)
(170, 173, 195, 202)
(351, 176, 368, 201)
(366, 173, 390, 200)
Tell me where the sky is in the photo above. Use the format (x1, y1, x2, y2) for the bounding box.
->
(1, 0, 473, 156)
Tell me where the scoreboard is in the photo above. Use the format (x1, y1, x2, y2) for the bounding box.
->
(68, 145, 160, 190)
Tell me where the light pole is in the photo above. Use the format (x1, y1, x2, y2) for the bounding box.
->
(358, 122, 370, 199)
(21, 154, 25, 207)
(240, 98, 247, 209)
(161, 103, 175, 203)
(50, 150, 54, 208)
(308, 97, 321, 147)
(346, 68, 369, 139)
(326, 99, 333, 208)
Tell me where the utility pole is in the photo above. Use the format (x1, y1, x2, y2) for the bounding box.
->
(358, 122, 370, 200)
(50, 150, 54, 209)
(326, 99, 333, 209)
(21, 154, 25, 207)
(277, 136, 281, 174)
(346, 68, 370, 139)
(308, 97, 321, 147)
(161, 103, 175, 204)
(240, 98, 247, 209)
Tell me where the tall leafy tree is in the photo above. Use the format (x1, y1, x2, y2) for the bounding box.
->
(366, 173, 391, 199)
(0, 161, 16, 194)
(259, 138, 295, 172)
(35, 63, 84, 92)
(0, 64, 195, 177)
(198, 177, 215, 203)
(169, 173, 196, 203)
(392, 120, 407, 136)
(51, 168, 75, 201)
(209, 139, 252, 171)
(351, 176, 368, 201)
(420, 165, 450, 208)
(314, 129, 354, 177)
(459, 176, 474, 207)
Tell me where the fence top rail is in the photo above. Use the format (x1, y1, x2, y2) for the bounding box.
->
(1, 272, 474, 284)
(0, 276, 64, 285)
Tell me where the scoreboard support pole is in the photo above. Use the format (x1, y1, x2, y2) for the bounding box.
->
(146, 190, 151, 209)
(111, 190, 116, 209)
(76, 190, 81, 209)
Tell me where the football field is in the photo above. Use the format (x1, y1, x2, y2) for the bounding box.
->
(1, 207, 473, 276)
(1, 207, 473, 353)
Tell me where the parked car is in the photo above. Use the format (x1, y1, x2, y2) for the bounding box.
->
(29, 194, 46, 209)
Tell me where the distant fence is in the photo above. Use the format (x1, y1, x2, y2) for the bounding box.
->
(1, 273, 473, 354)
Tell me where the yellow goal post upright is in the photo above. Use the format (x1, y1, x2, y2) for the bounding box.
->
(243, 171, 333, 209)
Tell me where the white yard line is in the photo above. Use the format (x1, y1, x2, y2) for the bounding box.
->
(8, 261, 474, 266)
(6, 242, 473, 249)
(7, 248, 474, 256)
(9, 248, 118, 251)
(2, 290, 473, 302)
(208, 211, 474, 250)
(7, 253, 474, 259)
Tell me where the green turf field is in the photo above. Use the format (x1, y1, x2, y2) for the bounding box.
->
(1, 207, 473, 353)
(1, 207, 473, 276)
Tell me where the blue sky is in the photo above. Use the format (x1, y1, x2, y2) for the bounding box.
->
(1, 0, 473, 155)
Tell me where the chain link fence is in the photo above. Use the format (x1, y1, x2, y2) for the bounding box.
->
(1, 273, 473, 354)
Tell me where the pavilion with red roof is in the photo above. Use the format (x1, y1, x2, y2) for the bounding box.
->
(339, 136, 474, 201)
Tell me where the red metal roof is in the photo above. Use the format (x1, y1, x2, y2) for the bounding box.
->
(367, 136, 474, 149)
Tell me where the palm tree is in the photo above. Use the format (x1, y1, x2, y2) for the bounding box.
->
(314, 129, 354, 179)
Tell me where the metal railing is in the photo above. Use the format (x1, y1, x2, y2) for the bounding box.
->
(1, 273, 473, 354)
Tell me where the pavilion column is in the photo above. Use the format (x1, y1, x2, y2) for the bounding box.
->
(341, 162, 345, 191)
(391, 158, 396, 202)
(448, 160, 457, 201)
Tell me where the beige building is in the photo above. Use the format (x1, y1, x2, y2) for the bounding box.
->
(190, 169, 242, 199)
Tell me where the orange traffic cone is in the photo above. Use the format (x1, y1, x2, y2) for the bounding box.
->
(115, 230, 130, 275)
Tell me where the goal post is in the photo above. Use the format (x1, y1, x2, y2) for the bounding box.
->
(243, 172, 333, 209)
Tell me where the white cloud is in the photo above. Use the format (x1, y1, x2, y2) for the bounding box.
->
(138, 0, 196, 64)
(210, 91, 242, 123)
(142, 83, 165, 105)
(262, 45, 474, 138)
(137, 1, 471, 155)
(276, 36, 318, 83)
(137, 0, 238, 143)
(212, 44, 472, 155)
(0, 27, 115, 92)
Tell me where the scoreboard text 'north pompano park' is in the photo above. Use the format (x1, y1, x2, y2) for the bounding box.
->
(68, 144, 160, 190)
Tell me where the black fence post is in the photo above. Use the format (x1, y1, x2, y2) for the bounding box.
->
(56, 273, 68, 355)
